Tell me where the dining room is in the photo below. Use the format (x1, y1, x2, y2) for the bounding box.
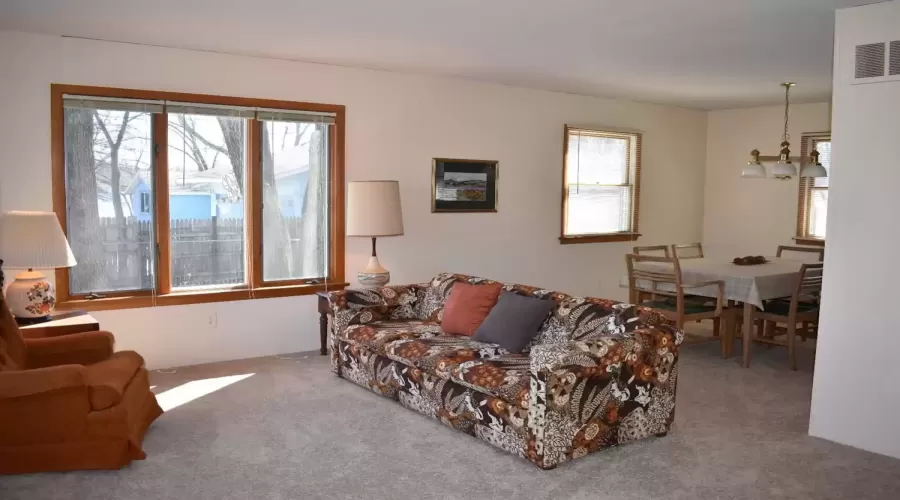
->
(626, 242, 824, 370)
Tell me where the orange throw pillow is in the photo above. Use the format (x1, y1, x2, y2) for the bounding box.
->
(441, 282, 503, 336)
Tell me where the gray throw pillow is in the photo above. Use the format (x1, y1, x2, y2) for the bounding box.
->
(474, 291, 555, 353)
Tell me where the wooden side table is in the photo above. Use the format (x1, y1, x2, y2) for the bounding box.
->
(19, 310, 100, 339)
(316, 292, 331, 355)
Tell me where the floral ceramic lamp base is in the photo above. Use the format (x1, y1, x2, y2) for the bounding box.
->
(357, 255, 390, 288)
(6, 269, 56, 322)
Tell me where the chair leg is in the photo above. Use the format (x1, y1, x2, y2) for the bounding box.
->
(712, 317, 721, 338)
(719, 315, 728, 359)
(764, 321, 775, 348)
(801, 321, 809, 342)
(787, 322, 797, 371)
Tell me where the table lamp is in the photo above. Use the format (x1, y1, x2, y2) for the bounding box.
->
(0, 211, 77, 323)
(346, 181, 404, 287)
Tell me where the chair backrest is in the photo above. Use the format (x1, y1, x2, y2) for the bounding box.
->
(794, 263, 824, 304)
(0, 294, 28, 370)
(625, 254, 684, 304)
(776, 245, 824, 262)
(633, 245, 671, 258)
(671, 242, 703, 260)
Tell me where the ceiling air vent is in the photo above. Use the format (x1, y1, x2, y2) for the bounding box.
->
(855, 42, 886, 79)
(890, 41, 900, 76)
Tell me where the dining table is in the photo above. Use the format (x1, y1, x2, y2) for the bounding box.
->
(634, 257, 805, 368)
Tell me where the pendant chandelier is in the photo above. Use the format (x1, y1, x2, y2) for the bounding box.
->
(741, 82, 828, 179)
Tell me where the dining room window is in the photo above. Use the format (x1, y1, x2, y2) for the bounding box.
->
(52, 84, 346, 310)
(560, 126, 642, 244)
(796, 133, 831, 245)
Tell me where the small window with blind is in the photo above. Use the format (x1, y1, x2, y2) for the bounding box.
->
(560, 126, 642, 244)
(52, 85, 345, 310)
(796, 133, 831, 245)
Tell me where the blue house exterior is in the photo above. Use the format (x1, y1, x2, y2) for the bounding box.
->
(128, 171, 308, 221)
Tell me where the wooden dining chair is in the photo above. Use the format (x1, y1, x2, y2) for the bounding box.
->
(626, 254, 726, 355)
(753, 263, 823, 370)
(633, 245, 671, 258)
(671, 242, 704, 260)
(776, 245, 824, 262)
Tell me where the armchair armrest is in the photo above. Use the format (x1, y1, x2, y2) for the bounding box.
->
(0, 365, 91, 446)
(0, 364, 85, 399)
(526, 317, 681, 469)
(26, 331, 115, 369)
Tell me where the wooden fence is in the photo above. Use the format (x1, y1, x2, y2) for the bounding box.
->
(93, 216, 310, 290)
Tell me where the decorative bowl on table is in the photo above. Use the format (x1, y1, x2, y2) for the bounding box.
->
(732, 255, 769, 266)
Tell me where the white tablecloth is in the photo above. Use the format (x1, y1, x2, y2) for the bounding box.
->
(635, 257, 803, 308)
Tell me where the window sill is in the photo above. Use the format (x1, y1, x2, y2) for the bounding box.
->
(793, 237, 825, 247)
(559, 233, 641, 244)
(56, 282, 349, 312)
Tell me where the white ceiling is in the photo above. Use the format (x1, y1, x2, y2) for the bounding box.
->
(0, 0, 882, 109)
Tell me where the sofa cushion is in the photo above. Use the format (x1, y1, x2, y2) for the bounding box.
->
(474, 292, 555, 352)
(83, 351, 144, 410)
(449, 356, 531, 409)
(441, 282, 503, 336)
(342, 320, 442, 352)
(383, 336, 506, 377)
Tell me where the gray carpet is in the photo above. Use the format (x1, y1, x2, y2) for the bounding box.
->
(2, 341, 900, 500)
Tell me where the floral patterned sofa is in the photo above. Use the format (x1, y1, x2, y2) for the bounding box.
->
(327, 272, 682, 469)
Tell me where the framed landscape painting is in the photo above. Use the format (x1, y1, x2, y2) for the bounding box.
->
(431, 158, 498, 213)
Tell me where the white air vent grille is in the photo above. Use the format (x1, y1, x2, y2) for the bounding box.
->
(890, 41, 900, 76)
(856, 43, 886, 78)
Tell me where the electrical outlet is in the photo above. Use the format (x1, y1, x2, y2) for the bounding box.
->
(619, 276, 630, 288)
(207, 312, 218, 328)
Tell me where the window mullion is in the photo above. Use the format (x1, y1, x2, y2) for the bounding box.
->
(153, 113, 172, 296)
(247, 119, 263, 290)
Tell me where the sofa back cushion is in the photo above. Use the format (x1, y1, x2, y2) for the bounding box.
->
(474, 291, 556, 352)
(417, 273, 631, 346)
(440, 282, 502, 336)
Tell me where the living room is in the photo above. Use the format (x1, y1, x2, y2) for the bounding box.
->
(1, 1, 899, 498)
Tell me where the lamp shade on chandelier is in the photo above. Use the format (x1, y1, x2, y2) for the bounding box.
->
(741, 82, 829, 180)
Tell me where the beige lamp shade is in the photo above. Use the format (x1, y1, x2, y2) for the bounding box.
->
(0, 211, 77, 269)
(346, 181, 404, 237)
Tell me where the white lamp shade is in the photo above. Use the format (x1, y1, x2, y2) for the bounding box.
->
(741, 162, 767, 178)
(346, 181, 404, 237)
(0, 211, 77, 269)
(771, 162, 798, 178)
(800, 163, 828, 178)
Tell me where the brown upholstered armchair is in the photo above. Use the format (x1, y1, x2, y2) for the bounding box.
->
(0, 297, 163, 474)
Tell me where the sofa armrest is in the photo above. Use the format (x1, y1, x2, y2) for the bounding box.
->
(326, 284, 421, 314)
(526, 317, 681, 469)
(26, 331, 115, 369)
(327, 284, 421, 335)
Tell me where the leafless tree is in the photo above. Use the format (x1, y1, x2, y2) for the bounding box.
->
(66, 109, 107, 292)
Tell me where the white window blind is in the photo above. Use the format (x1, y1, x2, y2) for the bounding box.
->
(63, 95, 164, 113)
(564, 129, 640, 237)
(808, 139, 831, 238)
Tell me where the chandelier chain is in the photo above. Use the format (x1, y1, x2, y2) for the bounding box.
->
(782, 83, 791, 142)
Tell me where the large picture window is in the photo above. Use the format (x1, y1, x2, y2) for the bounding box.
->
(796, 132, 831, 245)
(560, 126, 642, 244)
(52, 85, 345, 310)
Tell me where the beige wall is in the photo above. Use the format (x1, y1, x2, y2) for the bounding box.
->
(702, 102, 830, 258)
(0, 30, 708, 369)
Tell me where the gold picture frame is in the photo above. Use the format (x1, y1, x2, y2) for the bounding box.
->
(431, 158, 499, 213)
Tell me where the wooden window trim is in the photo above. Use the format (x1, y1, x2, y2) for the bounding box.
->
(560, 125, 643, 245)
(50, 84, 346, 311)
(796, 132, 831, 243)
